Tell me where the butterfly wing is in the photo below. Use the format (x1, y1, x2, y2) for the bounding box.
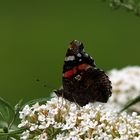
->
(81, 67, 112, 103)
(63, 40, 95, 79)
(55, 40, 112, 106)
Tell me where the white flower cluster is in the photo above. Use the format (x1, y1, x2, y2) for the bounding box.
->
(108, 66, 140, 112)
(18, 96, 140, 140)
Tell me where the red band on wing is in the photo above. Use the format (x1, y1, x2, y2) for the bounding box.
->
(64, 66, 77, 78)
(78, 64, 89, 70)
(64, 64, 90, 78)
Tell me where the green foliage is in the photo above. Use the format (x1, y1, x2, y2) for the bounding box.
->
(0, 97, 49, 139)
(0, 97, 15, 124)
(103, 0, 140, 16)
(0, 97, 23, 139)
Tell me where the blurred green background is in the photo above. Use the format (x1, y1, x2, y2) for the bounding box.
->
(0, 0, 140, 105)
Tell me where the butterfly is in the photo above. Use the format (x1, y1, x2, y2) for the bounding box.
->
(55, 40, 112, 106)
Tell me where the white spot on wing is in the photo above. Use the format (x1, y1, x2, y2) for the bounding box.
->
(84, 53, 89, 57)
(65, 56, 75, 61)
(77, 53, 82, 57)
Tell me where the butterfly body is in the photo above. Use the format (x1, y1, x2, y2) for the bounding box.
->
(55, 40, 112, 106)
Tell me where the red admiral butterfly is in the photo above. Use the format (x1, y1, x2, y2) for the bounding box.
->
(55, 40, 112, 106)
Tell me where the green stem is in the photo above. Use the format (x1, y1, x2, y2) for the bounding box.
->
(0, 129, 24, 136)
(120, 95, 140, 112)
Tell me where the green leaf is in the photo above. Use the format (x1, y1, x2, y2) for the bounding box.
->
(0, 98, 14, 114)
(0, 136, 8, 140)
(8, 99, 23, 130)
(0, 121, 8, 129)
(120, 95, 140, 112)
(9, 134, 20, 140)
(20, 97, 49, 109)
(0, 98, 15, 125)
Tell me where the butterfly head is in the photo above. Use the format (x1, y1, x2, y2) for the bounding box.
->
(67, 40, 84, 55)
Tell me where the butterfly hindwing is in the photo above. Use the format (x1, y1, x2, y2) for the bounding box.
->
(81, 67, 112, 103)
